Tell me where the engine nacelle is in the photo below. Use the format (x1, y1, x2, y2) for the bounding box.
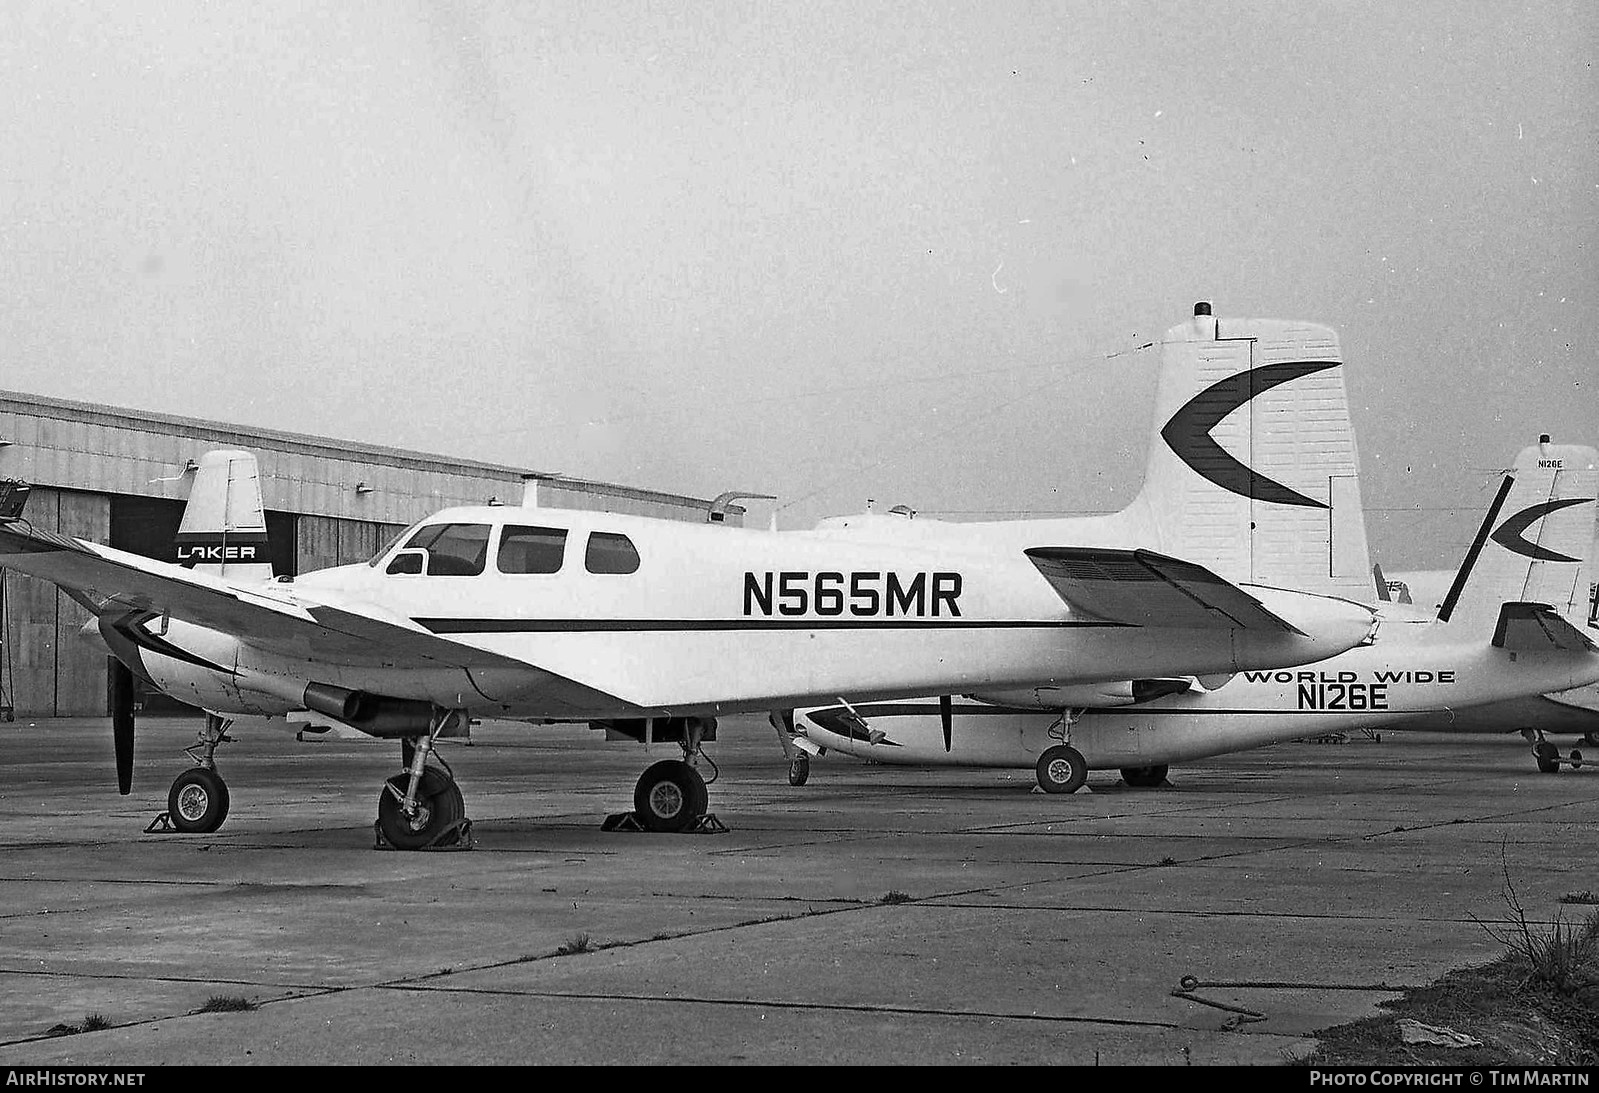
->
(95, 614, 282, 716)
(143, 657, 283, 716)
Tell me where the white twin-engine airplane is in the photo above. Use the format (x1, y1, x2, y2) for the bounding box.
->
(0, 343, 1380, 845)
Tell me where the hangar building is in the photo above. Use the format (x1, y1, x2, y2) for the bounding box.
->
(0, 390, 733, 718)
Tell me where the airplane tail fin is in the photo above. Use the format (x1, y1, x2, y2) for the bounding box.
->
(1436, 438, 1597, 633)
(174, 450, 275, 583)
(1122, 304, 1370, 599)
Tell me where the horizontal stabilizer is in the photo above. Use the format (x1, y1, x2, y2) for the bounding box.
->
(1023, 547, 1303, 633)
(1491, 602, 1597, 653)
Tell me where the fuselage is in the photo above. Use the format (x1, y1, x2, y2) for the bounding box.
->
(76, 504, 1376, 724)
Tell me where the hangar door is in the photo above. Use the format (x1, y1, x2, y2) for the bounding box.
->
(110, 496, 297, 577)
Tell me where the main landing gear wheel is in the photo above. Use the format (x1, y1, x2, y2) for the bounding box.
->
(167, 768, 230, 834)
(788, 754, 811, 786)
(1121, 764, 1169, 788)
(1035, 745, 1088, 794)
(1534, 740, 1561, 774)
(377, 770, 465, 850)
(633, 760, 708, 832)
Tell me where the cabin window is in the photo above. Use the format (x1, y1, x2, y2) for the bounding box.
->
(585, 532, 640, 574)
(404, 523, 491, 576)
(385, 551, 423, 575)
(497, 525, 568, 574)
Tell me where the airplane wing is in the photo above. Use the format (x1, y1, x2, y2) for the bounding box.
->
(1023, 547, 1304, 633)
(0, 520, 629, 709)
(1491, 602, 1598, 653)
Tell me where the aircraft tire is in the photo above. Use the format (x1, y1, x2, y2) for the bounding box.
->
(1035, 746, 1088, 794)
(1120, 764, 1168, 789)
(1571, 749, 1583, 770)
(167, 768, 230, 834)
(1534, 740, 1561, 775)
(788, 755, 810, 786)
(377, 771, 465, 850)
(633, 760, 706, 833)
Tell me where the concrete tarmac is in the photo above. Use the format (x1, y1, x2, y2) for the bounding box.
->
(0, 713, 1594, 1066)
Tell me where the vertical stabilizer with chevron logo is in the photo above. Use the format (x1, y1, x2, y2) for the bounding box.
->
(1122, 303, 1370, 599)
(174, 450, 274, 583)
(1437, 438, 1598, 633)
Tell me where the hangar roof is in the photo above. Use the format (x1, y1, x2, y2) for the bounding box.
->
(0, 389, 732, 524)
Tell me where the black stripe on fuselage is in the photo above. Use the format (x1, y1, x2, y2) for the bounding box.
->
(415, 618, 1131, 634)
(810, 702, 1446, 719)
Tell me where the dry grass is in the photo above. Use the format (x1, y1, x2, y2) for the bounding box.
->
(1302, 855, 1598, 1066)
(557, 932, 593, 955)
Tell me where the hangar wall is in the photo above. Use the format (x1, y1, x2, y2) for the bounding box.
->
(0, 487, 110, 717)
(0, 391, 735, 718)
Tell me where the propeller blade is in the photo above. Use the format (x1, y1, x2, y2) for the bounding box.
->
(940, 694, 952, 753)
(110, 659, 135, 795)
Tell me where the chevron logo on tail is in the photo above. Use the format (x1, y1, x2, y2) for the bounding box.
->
(1489, 498, 1594, 562)
(1160, 360, 1340, 508)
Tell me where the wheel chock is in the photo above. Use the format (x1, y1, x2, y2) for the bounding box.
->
(144, 812, 177, 834)
(600, 812, 729, 834)
(372, 817, 475, 851)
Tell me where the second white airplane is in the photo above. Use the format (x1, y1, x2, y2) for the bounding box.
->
(781, 438, 1597, 790)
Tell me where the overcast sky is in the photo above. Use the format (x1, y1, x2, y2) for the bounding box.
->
(2, 2, 1594, 566)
